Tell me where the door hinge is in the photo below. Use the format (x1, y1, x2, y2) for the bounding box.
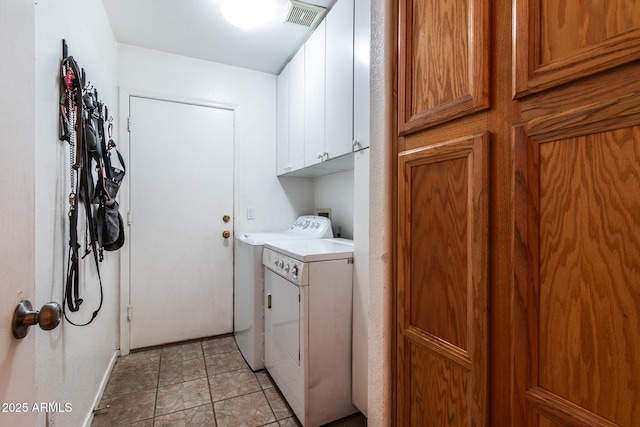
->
(127, 117, 132, 132)
(127, 211, 132, 225)
(127, 306, 132, 320)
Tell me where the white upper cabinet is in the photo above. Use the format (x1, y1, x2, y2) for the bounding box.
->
(353, 0, 370, 149)
(276, 64, 290, 174)
(289, 48, 306, 172)
(276, 0, 369, 176)
(324, 0, 354, 161)
(277, 49, 306, 175)
(304, 19, 326, 167)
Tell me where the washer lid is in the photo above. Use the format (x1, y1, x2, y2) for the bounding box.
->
(235, 215, 334, 245)
(264, 238, 354, 262)
(235, 231, 311, 245)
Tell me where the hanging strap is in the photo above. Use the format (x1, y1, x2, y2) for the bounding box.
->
(61, 55, 104, 327)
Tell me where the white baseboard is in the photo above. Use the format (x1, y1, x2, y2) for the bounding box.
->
(82, 350, 119, 427)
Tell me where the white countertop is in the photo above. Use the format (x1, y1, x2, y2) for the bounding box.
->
(264, 238, 354, 262)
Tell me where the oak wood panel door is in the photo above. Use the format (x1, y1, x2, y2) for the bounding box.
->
(513, 0, 640, 97)
(394, 0, 640, 425)
(513, 124, 640, 427)
(511, 1, 640, 426)
(397, 0, 489, 134)
(397, 134, 489, 426)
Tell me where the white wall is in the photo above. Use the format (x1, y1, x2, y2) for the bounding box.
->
(34, 1, 119, 426)
(368, 0, 392, 424)
(314, 170, 355, 238)
(117, 44, 314, 234)
(0, 1, 37, 426)
(352, 148, 370, 415)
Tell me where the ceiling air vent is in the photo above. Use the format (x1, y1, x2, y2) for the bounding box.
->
(281, 0, 326, 28)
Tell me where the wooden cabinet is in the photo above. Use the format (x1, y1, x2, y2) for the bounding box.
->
(393, 0, 640, 425)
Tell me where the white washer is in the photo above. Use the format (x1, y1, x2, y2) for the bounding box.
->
(234, 216, 333, 371)
(263, 239, 357, 427)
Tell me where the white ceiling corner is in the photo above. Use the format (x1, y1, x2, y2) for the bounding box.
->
(101, 0, 336, 75)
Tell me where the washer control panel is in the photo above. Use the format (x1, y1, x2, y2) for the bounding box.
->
(287, 215, 333, 238)
(263, 248, 306, 286)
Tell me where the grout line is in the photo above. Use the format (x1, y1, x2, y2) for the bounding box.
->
(152, 347, 162, 422)
(202, 340, 219, 426)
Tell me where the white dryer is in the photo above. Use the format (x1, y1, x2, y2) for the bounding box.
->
(262, 238, 357, 426)
(233, 216, 333, 371)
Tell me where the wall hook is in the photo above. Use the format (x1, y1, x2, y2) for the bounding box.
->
(12, 300, 62, 339)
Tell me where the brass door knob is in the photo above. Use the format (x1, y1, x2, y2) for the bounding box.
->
(222, 230, 231, 239)
(223, 215, 230, 223)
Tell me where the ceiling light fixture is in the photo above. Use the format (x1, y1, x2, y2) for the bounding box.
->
(220, 0, 280, 30)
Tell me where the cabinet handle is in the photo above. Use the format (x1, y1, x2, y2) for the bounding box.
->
(267, 293, 272, 309)
(352, 139, 361, 149)
(323, 151, 329, 160)
(317, 153, 324, 160)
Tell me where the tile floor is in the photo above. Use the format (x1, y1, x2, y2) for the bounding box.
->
(91, 335, 367, 427)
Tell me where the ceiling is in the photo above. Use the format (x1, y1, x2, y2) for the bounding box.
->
(101, 0, 336, 75)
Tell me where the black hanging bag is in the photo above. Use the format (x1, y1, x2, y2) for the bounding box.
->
(59, 48, 126, 326)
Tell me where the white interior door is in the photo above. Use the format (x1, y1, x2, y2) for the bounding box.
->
(128, 96, 234, 349)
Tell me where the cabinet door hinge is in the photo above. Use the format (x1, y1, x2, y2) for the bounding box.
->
(127, 117, 132, 132)
(127, 306, 132, 320)
(127, 211, 132, 226)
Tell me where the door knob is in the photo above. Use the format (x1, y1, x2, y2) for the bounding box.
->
(222, 230, 231, 238)
(12, 300, 62, 339)
(222, 215, 230, 223)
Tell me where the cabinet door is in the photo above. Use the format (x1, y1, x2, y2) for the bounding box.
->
(289, 49, 306, 172)
(511, 2, 640, 425)
(397, 0, 489, 134)
(325, 0, 354, 160)
(304, 19, 326, 167)
(276, 64, 290, 175)
(353, 0, 370, 150)
(397, 134, 489, 427)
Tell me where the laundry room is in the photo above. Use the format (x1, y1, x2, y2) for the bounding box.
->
(0, 0, 388, 426)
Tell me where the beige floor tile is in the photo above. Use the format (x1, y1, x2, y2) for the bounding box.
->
(278, 418, 301, 427)
(162, 342, 204, 362)
(156, 377, 211, 416)
(209, 368, 261, 402)
(214, 391, 276, 427)
(130, 419, 155, 427)
(255, 370, 274, 390)
(93, 338, 366, 427)
(101, 366, 159, 400)
(114, 349, 161, 373)
(159, 357, 207, 387)
(205, 349, 247, 375)
(202, 336, 238, 356)
(264, 387, 293, 420)
(91, 389, 156, 426)
(153, 403, 216, 427)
